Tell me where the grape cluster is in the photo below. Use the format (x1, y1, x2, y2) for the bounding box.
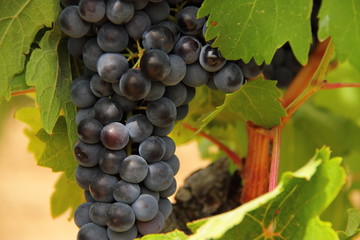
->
(58, 0, 248, 239)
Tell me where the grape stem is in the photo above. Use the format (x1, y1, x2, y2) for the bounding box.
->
(322, 82, 360, 89)
(182, 123, 242, 169)
(7, 88, 36, 98)
(268, 127, 281, 192)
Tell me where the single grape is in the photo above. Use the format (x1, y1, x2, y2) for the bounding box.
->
(214, 62, 244, 93)
(71, 79, 98, 109)
(199, 44, 227, 72)
(139, 136, 166, 163)
(89, 202, 111, 226)
(158, 198, 172, 219)
(144, 81, 165, 101)
(90, 74, 114, 98)
(75, 165, 101, 190)
(106, 202, 136, 232)
(164, 154, 180, 175)
(133, 0, 149, 10)
(139, 184, 160, 202)
(158, 21, 180, 42)
(107, 225, 138, 240)
(182, 62, 210, 87)
(237, 59, 264, 79)
(112, 94, 139, 112)
(58, 6, 91, 38)
(163, 83, 187, 107)
(76, 108, 95, 125)
(176, 6, 206, 36)
(161, 136, 176, 160)
(173, 36, 201, 64)
(161, 54, 186, 86)
(77, 118, 103, 144)
(74, 140, 102, 167)
(101, 122, 129, 150)
(78, 0, 106, 23)
(125, 11, 152, 40)
(119, 69, 152, 101)
(125, 114, 153, 143)
(83, 37, 104, 72)
(89, 173, 118, 202)
(94, 98, 123, 125)
(131, 194, 158, 221)
(119, 155, 149, 183)
(144, 161, 174, 191)
(146, 97, 177, 127)
(74, 202, 92, 228)
(143, 1, 170, 24)
(140, 49, 171, 81)
(106, 0, 134, 25)
(159, 178, 176, 198)
(77, 223, 108, 240)
(97, 23, 129, 52)
(136, 211, 165, 235)
(98, 148, 126, 175)
(113, 180, 141, 204)
(142, 25, 175, 53)
(152, 123, 174, 137)
(175, 104, 189, 121)
(183, 86, 196, 104)
(97, 53, 129, 83)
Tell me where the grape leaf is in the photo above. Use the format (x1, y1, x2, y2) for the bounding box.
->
(200, 78, 286, 130)
(198, 0, 312, 65)
(318, 0, 360, 72)
(138, 230, 188, 240)
(50, 173, 83, 219)
(37, 116, 77, 179)
(26, 26, 61, 134)
(187, 147, 345, 240)
(0, 0, 59, 100)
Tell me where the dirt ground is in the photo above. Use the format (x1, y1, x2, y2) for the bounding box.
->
(0, 112, 208, 240)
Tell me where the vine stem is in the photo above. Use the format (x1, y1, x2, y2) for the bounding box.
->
(268, 127, 281, 192)
(322, 82, 360, 89)
(10, 88, 36, 97)
(182, 123, 242, 168)
(241, 125, 273, 203)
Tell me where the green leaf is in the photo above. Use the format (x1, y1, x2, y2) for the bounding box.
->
(37, 116, 77, 179)
(344, 209, 360, 237)
(198, 0, 312, 65)
(139, 230, 188, 240)
(200, 78, 286, 129)
(50, 173, 83, 219)
(15, 107, 45, 159)
(318, 0, 360, 72)
(0, 0, 59, 100)
(26, 26, 62, 134)
(187, 147, 345, 240)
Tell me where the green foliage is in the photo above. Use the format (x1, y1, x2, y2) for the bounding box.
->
(199, 0, 312, 65)
(37, 116, 77, 179)
(0, 0, 59, 100)
(26, 26, 77, 144)
(187, 147, 345, 240)
(200, 77, 286, 130)
(137, 230, 188, 240)
(50, 173, 84, 218)
(318, 0, 360, 72)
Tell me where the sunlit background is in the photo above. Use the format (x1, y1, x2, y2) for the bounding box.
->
(0, 97, 208, 240)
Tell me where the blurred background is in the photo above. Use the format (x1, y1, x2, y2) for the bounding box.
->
(0, 96, 208, 240)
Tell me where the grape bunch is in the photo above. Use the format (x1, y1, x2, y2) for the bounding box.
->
(57, 0, 247, 239)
